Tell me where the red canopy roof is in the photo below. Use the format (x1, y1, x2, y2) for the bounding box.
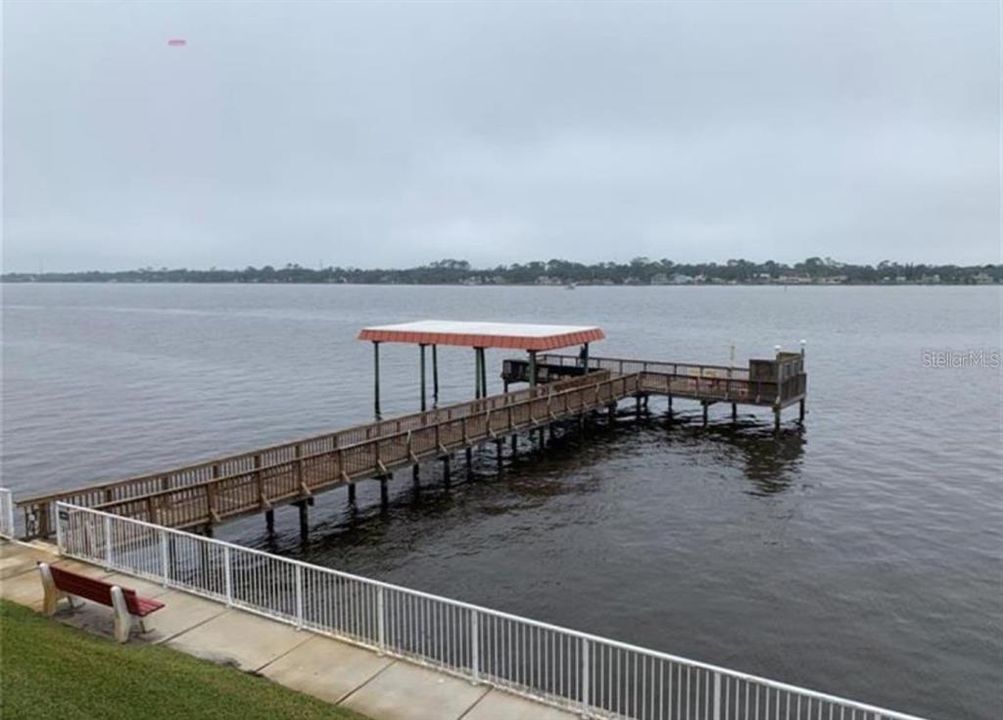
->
(358, 320, 605, 351)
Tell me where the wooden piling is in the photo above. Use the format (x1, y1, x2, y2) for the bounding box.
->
(731, 403, 738, 422)
(296, 501, 309, 540)
(496, 439, 504, 471)
(348, 483, 356, 504)
(465, 447, 474, 477)
(380, 476, 389, 507)
(799, 399, 806, 423)
(702, 402, 709, 426)
(265, 509, 275, 534)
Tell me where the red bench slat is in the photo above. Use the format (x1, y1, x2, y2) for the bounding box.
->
(48, 565, 164, 617)
(129, 596, 165, 617)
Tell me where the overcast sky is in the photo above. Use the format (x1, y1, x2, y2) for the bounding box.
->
(3, 1, 999, 271)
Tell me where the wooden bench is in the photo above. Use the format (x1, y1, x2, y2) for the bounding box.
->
(38, 562, 165, 643)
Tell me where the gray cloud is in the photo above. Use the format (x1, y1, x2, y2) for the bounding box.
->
(3, 0, 999, 271)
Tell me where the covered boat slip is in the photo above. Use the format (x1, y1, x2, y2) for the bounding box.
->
(13, 321, 806, 540)
(358, 320, 606, 415)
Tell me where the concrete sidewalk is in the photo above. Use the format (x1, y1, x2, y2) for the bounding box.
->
(0, 540, 573, 720)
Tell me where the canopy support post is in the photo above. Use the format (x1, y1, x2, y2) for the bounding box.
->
(474, 348, 482, 399)
(528, 350, 538, 388)
(581, 342, 590, 373)
(432, 344, 439, 406)
(479, 348, 488, 398)
(419, 343, 427, 411)
(373, 341, 381, 420)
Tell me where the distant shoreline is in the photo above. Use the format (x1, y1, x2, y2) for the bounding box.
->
(1, 279, 998, 287)
(2, 257, 999, 287)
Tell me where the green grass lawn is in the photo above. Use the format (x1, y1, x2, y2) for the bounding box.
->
(0, 599, 368, 720)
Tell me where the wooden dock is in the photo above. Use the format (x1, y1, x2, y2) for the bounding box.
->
(16, 351, 806, 540)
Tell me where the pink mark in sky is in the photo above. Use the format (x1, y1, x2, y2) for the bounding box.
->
(167, 39, 187, 47)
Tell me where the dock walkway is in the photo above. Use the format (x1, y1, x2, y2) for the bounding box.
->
(16, 352, 806, 539)
(0, 539, 572, 720)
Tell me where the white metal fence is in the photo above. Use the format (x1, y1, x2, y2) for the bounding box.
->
(0, 489, 15, 539)
(55, 501, 928, 720)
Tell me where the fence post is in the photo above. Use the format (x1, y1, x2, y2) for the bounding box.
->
(470, 610, 480, 684)
(54, 503, 64, 554)
(713, 671, 721, 720)
(160, 529, 169, 587)
(377, 586, 386, 653)
(254, 453, 264, 506)
(3, 490, 14, 540)
(295, 564, 304, 629)
(224, 546, 233, 607)
(295, 443, 304, 488)
(104, 514, 113, 569)
(581, 637, 591, 712)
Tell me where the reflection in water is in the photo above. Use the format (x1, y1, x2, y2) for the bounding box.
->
(251, 409, 807, 562)
(655, 419, 807, 495)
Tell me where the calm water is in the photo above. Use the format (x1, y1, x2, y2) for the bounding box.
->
(2, 283, 1000, 719)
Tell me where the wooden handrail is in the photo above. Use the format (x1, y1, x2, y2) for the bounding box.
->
(16, 373, 569, 509)
(91, 371, 627, 512)
(81, 375, 639, 531)
(536, 353, 750, 375)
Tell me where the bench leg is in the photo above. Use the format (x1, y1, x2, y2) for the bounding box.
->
(110, 586, 133, 643)
(39, 563, 61, 616)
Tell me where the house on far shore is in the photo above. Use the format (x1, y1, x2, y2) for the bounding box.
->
(534, 275, 563, 286)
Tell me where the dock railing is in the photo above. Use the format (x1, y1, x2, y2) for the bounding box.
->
(537, 354, 752, 381)
(508, 355, 806, 407)
(0, 488, 15, 538)
(15, 372, 620, 537)
(88, 371, 633, 531)
(56, 501, 928, 720)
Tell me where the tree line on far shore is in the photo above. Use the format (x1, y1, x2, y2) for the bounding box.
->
(3, 257, 999, 285)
